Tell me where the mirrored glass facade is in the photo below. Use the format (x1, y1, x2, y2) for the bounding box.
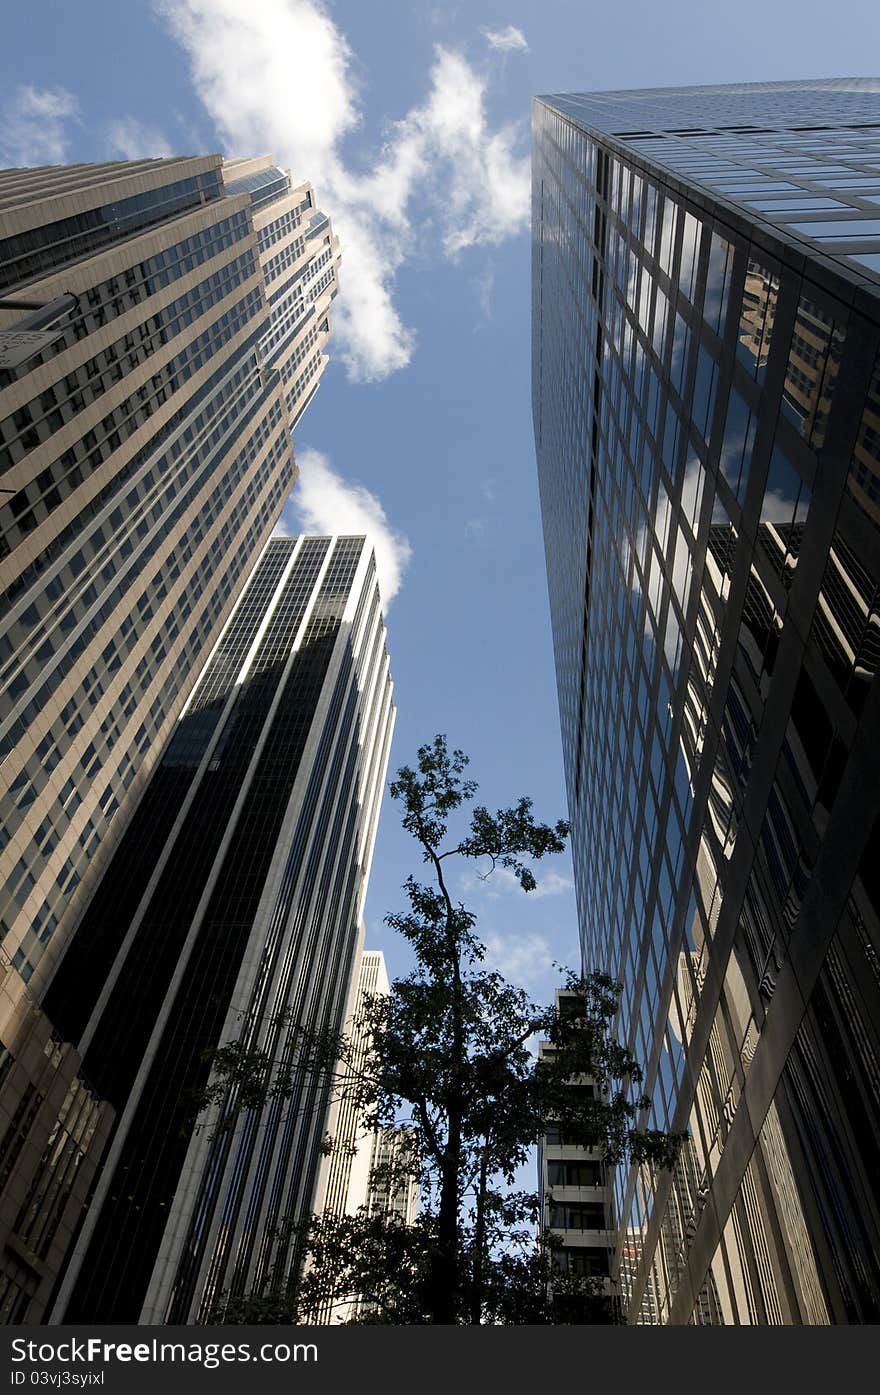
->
(533, 80, 880, 1324)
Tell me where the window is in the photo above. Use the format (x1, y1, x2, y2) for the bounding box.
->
(547, 1160, 604, 1186)
(738, 258, 780, 381)
(550, 1202, 608, 1229)
(554, 1246, 611, 1278)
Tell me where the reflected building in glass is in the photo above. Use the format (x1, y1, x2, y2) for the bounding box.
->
(532, 80, 880, 1323)
(47, 534, 395, 1324)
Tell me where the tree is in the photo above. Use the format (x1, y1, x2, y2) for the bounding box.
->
(201, 736, 684, 1324)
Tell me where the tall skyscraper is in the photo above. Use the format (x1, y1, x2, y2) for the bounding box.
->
(39, 534, 395, 1325)
(0, 156, 340, 1322)
(532, 80, 880, 1323)
(1, 154, 339, 995)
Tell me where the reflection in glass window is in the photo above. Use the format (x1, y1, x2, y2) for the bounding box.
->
(681, 453, 706, 533)
(720, 389, 757, 507)
(738, 258, 779, 381)
(679, 212, 702, 302)
(629, 173, 642, 233)
(763, 447, 811, 530)
(662, 405, 680, 476)
(643, 183, 658, 256)
(707, 728, 739, 860)
(781, 295, 845, 448)
(663, 602, 683, 680)
(670, 518, 695, 626)
(693, 347, 718, 441)
(670, 314, 690, 395)
(659, 199, 678, 276)
(810, 529, 880, 718)
(707, 513, 738, 609)
(704, 233, 733, 337)
(759, 449, 812, 592)
(846, 349, 880, 531)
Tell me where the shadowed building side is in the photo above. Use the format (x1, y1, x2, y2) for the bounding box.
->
(45, 535, 394, 1324)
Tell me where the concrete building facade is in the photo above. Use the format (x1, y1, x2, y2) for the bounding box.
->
(312, 947, 419, 1323)
(0, 156, 340, 1323)
(537, 991, 617, 1318)
(315, 946, 392, 1230)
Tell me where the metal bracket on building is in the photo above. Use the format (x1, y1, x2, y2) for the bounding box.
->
(0, 291, 81, 370)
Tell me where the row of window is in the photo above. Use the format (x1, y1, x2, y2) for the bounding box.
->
(0, 359, 271, 747)
(0, 246, 258, 471)
(0, 171, 223, 294)
(0, 427, 293, 974)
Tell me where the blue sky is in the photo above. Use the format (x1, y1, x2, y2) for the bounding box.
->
(3, 1, 880, 1005)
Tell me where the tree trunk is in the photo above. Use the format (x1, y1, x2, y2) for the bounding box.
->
(469, 1146, 490, 1325)
(424, 1146, 462, 1323)
(420, 842, 467, 1323)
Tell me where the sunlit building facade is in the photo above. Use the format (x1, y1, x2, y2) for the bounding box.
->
(312, 947, 419, 1324)
(532, 80, 880, 1323)
(315, 946, 392, 1229)
(45, 534, 394, 1323)
(0, 152, 341, 1323)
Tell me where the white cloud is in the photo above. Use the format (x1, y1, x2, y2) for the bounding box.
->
(159, 0, 529, 380)
(481, 25, 529, 54)
(525, 869, 575, 900)
(461, 865, 574, 902)
(0, 85, 80, 167)
(482, 931, 554, 994)
(475, 264, 495, 321)
(105, 117, 174, 161)
(277, 448, 412, 604)
(632, 455, 706, 668)
(760, 491, 809, 526)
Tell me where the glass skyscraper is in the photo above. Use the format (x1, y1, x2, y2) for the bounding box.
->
(44, 534, 394, 1324)
(532, 80, 880, 1323)
(0, 155, 340, 1322)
